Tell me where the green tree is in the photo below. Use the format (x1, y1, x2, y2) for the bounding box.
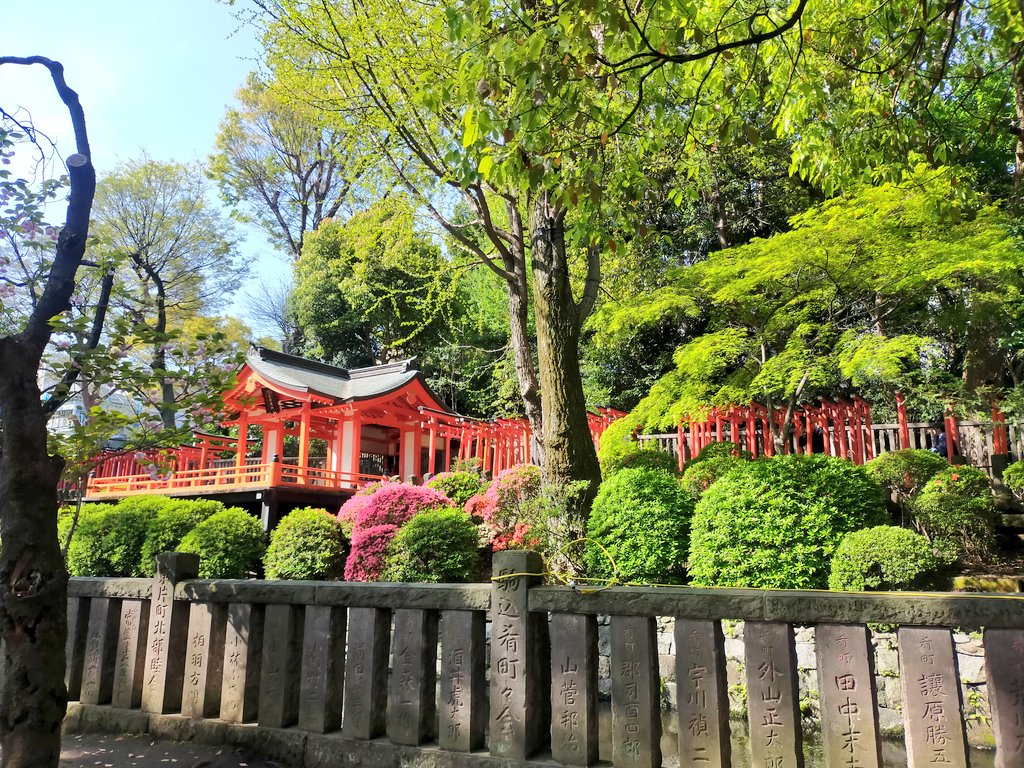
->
(607, 167, 1023, 445)
(293, 196, 455, 367)
(91, 157, 244, 429)
(254, 0, 805, 503)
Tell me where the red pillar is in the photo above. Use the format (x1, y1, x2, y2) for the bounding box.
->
(298, 401, 311, 483)
(677, 422, 686, 472)
(236, 411, 249, 469)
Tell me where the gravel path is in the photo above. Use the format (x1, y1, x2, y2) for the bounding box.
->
(59, 733, 282, 768)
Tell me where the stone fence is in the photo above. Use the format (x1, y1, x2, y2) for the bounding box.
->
(64, 551, 1024, 768)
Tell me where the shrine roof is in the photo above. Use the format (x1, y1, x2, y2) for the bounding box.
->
(245, 345, 445, 407)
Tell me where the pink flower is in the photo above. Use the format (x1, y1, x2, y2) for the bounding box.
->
(344, 524, 398, 581)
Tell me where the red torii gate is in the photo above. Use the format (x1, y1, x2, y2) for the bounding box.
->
(675, 397, 877, 471)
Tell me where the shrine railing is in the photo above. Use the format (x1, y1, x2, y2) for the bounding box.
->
(84, 461, 386, 498)
(65, 551, 1024, 768)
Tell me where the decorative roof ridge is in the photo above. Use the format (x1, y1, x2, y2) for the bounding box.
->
(347, 357, 417, 379)
(249, 345, 351, 380)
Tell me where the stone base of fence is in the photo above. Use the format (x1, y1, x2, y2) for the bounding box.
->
(65, 703, 547, 768)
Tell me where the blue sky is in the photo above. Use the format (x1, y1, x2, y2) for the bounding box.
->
(0, 0, 288, 329)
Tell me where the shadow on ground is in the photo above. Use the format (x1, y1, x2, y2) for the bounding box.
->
(59, 733, 279, 767)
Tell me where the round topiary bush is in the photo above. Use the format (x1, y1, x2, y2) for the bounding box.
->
(382, 509, 481, 583)
(178, 508, 266, 579)
(602, 446, 681, 477)
(1003, 460, 1024, 502)
(828, 526, 940, 591)
(344, 524, 398, 581)
(688, 454, 887, 589)
(585, 467, 695, 584)
(912, 466, 995, 560)
(866, 449, 948, 503)
(264, 507, 348, 580)
(681, 454, 747, 500)
(426, 471, 487, 507)
(138, 498, 227, 576)
(66, 502, 153, 577)
(690, 441, 748, 463)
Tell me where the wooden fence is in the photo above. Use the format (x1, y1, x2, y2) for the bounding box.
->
(64, 551, 1024, 768)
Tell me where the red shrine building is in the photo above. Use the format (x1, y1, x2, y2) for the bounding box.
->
(86, 346, 622, 526)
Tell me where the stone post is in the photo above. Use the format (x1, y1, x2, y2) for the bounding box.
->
(258, 604, 305, 728)
(220, 602, 265, 723)
(675, 619, 731, 768)
(816, 624, 882, 768)
(985, 628, 1024, 768)
(299, 605, 346, 733)
(181, 602, 227, 718)
(490, 549, 549, 760)
(141, 552, 199, 714)
(387, 608, 438, 745)
(342, 606, 391, 739)
(610, 615, 661, 768)
(80, 597, 122, 705)
(551, 613, 599, 765)
(744, 622, 803, 768)
(65, 596, 91, 701)
(439, 609, 486, 752)
(112, 598, 150, 709)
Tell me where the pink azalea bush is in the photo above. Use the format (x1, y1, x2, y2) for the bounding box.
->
(339, 483, 455, 580)
(344, 524, 398, 581)
(465, 464, 542, 551)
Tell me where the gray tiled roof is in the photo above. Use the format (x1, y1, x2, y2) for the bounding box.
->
(246, 346, 452, 412)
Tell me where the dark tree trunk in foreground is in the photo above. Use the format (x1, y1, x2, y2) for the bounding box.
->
(0, 57, 96, 768)
(528, 191, 601, 506)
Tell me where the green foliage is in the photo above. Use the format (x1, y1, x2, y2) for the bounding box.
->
(691, 441, 749, 463)
(688, 455, 887, 589)
(596, 414, 642, 470)
(178, 508, 267, 579)
(382, 508, 481, 583)
(264, 507, 348, 581)
(866, 450, 948, 510)
(66, 503, 152, 577)
(293, 196, 455, 367)
(602, 171, 1023, 436)
(1003, 461, 1024, 501)
(426, 471, 487, 507)
(682, 456, 746, 500)
(828, 526, 940, 592)
(603, 445, 680, 477)
(138, 498, 227, 576)
(912, 466, 995, 560)
(585, 468, 695, 584)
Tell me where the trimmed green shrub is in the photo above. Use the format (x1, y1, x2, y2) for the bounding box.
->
(264, 507, 348, 580)
(912, 466, 995, 560)
(585, 467, 695, 584)
(603, 446, 681, 477)
(681, 454, 747, 500)
(426, 471, 487, 507)
(690, 441, 748, 463)
(138, 498, 227, 576)
(688, 455, 887, 589)
(66, 502, 152, 577)
(179, 508, 266, 579)
(382, 508, 481, 583)
(1004, 460, 1024, 501)
(828, 526, 940, 591)
(866, 449, 947, 503)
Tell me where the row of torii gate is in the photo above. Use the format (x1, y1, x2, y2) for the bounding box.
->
(672, 394, 1013, 470)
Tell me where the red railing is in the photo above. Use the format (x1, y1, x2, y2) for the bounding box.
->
(85, 461, 386, 499)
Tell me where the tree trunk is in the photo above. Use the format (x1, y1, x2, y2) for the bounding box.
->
(0, 56, 96, 768)
(528, 190, 600, 504)
(0, 347, 69, 768)
(1011, 40, 1024, 188)
(152, 292, 177, 431)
